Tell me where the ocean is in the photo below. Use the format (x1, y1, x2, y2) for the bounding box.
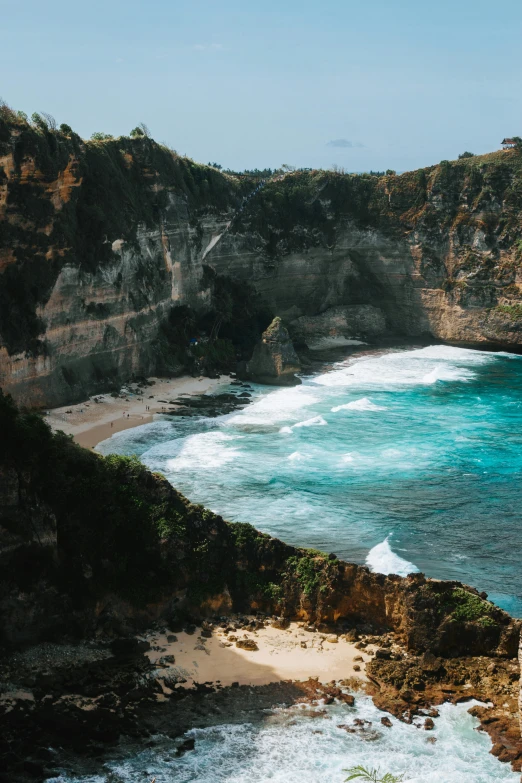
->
(81, 343, 522, 781)
(98, 344, 522, 617)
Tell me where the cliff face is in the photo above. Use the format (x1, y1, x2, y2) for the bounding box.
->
(2, 109, 522, 406)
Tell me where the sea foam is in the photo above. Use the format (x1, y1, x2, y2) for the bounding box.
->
(279, 415, 328, 433)
(314, 344, 493, 389)
(331, 397, 387, 412)
(366, 536, 419, 577)
(228, 387, 319, 427)
(83, 696, 519, 783)
(159, 432, 241, 471)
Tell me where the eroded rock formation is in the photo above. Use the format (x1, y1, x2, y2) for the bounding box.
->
(245, 316, 302, 385)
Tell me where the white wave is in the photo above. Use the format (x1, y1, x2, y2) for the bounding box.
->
(331, 397, 387, 412)
(422, 365, 472, 384)
(288, 451, 305, 461)
(280, 415, 328, 433)
(294, 415, 328, 428)
(93, 696, 519, 783)
(154, 432, 242, 471)
(366, 536, 419, 576)
(227, 386, 319, 427)
(314, 344, 495, 389)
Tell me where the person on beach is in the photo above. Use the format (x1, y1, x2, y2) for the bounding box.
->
(111, 422, 113, 428)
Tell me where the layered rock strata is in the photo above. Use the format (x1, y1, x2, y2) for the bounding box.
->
(2, 112, 522, 406)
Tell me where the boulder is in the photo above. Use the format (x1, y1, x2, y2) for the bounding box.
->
(272, 616, 291, 630)
(246, 318, 301, 386)
(236, 638, 259, 651)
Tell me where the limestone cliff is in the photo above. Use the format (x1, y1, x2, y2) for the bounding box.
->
(2, 107, 522, 406)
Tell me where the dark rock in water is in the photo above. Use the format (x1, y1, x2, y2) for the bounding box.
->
(175, 737, 195, 756)
(246, 317, 301, 386)
(110, 638, 150, 658)
(424, 717, 435, 730)
(381, 716, 393, 727)
(162, 391, 252, 418)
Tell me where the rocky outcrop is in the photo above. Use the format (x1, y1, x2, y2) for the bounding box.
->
(2, 109, 522, 406)
(369, 654, 522, 771)
(245, 317, 301, 385)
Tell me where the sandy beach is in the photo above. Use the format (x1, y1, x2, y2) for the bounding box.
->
(145, 622, 380, 689)
(47, 375, 230, 449)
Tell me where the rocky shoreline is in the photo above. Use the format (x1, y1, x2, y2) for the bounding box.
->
(1, 612, 521, 781)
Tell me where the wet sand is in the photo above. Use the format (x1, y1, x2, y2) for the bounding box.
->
(145, 623, 376, 688)
(47, 375, 230, 449)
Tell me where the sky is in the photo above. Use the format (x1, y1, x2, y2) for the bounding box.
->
(1, 0, 521, 172)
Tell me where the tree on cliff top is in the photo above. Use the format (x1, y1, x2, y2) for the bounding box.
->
(130, 122, 151, 138)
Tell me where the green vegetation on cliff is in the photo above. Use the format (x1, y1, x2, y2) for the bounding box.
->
(0, 390, 518, 655)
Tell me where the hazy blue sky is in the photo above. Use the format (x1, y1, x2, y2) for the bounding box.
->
(2, 0, 521, 171)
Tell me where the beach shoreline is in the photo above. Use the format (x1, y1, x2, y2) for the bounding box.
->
(47, 374, 230, 450)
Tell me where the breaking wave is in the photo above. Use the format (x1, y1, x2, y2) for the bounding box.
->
(331, 397, 387, 413)
(366, 536, 419, 577)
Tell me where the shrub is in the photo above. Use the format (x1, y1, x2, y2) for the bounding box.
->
(458, 151, 475, 159)
(31, 112, 48, 131)
(494, 303, 522, 319)
(90, 131, 114, 141)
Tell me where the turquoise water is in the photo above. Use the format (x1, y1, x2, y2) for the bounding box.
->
(98, 345, 522, 617)
(50, 697, 519, 783)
